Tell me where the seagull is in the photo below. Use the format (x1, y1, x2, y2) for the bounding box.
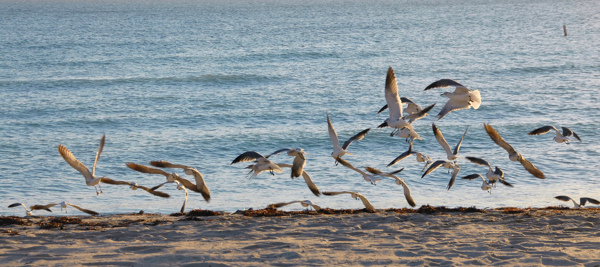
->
(432, 123, 468, 162)
(378, 67, 435, 136)
(424, 79, 481, 120)
(416, 152, 434, 172)
(149, 160, 211, 202)
(322, 191, 376, 212)
(396, 127, 423, 143)
(58, 134, 107, 195)
(265, 148, 308, 178)
(364, 167, 416, 207)
(528, 125, 581, 144)
(231, 151, 283, 178)
(327, 113, 370, 164)
(483, 123, 545, 179)
(461, 174, 493, 194)
(465, 157, 512, 187)
(335, 158, 382, 185)
(267, 200, 321, 211)
(16, 201, 99, 216)
(422, 160, 461, 190)
(275, 163, 321, 196)
(8, 203, 53, 216)
(555, 196, 600, 208)
(99, 178, 171, 198)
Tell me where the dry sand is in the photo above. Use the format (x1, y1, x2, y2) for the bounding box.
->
(1, 207, 600, 266)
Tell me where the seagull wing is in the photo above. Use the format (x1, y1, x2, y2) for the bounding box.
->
(432, 124, 454, 159)
(341, 128, 370, 150)
(92, 134, 105, 177)
(291, 155, 306, 179)
(185, 168, 211, 202)
(528, 125, 556, 136)
(326, 113, 342, 150)
(231, 151, 265, 164)
(266, 148, 292, 158)
(465, 157, 492, 168)
(387, 149, 415, 167)
(336, 158, 367, 176)
(461, 173, 483, 180)
(135, 185, 171, 198)
(267, 201, 299, 209)
(581, 197, 600, 206)
(150, 160, 190, 169)
(436, 96, 472, 120)
(483, 123, 518, 155)
(300, 170, 321, 197)
(562, 127, 581, 141)
(422, 160, 446, 178)
(150, 181, 171, 191)
(180, 187, 189, 213)
(356, 193, 376, 212)
(99, 178, 132, 185)
(404, 103, 435, 123)
(453, 126, 469, 156)
(555, 195, 573, 203)
(389, 176, 416, 207)
(67, 203, 99, 216)
(424, 79, 465, 90)
(447, 165, 461, 190)
(126, 162, 170, 177)
(517, 156, 545, 179)
(384, 67, 403, 119)
(58, 145, 94, 183)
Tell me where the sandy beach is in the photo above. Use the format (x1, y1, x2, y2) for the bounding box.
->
(1, 207, 600, 266)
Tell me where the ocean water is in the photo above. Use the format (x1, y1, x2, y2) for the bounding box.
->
(1, 0, 600, 216)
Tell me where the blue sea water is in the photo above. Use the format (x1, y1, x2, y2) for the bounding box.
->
(1, 0, 600, 216)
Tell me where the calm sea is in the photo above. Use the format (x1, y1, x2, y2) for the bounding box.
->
(1, 0, 599, 216)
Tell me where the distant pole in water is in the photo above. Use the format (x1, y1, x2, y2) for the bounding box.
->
(563, 25, 567, 36)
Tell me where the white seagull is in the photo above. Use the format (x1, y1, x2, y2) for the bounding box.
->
(149, 160, 211, 202)
(424, 79, 481, 120)
(378, 67, 435, 136)
(231, 151, 283, 178)
(266, 148, 309, 178)
(465, 156, 512, 187)
(267, 200, 321, 211)
(528, 125, 581, 144)
(484, 123, 545, 179)
(15, 201, 99, 216)
(327, 113, 370, 164)
(58, 134, 107, 195)
(461, 174, 493, 194)
(8, 203, 53, 216)
(432, 123, 468, 162)
(322, 191, 376, 212)
(364, 167, 416, 207)
(555, 196, 600, 208)
(422, 160, 461, 190)
(335, 158, 382, 185)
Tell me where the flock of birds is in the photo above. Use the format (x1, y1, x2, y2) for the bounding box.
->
(8, 67, 598, 216)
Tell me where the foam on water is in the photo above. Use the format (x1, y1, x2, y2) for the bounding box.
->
(1, 0, 600, 215)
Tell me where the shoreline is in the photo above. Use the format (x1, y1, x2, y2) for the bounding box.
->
(2, 207, 600, 266)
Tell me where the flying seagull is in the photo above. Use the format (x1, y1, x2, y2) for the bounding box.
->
(58, 134, 107, 195)
(432, 123, 468, 162)
(461, 174, 493, 194)
(378, 97, 429, 120)
(231, 151, 283, 178)
(465, 156, 512, 187)
(364, 167, 416, 207)
(266, 148, 308, 178)
(424, 79, 481, 120)
(528, 125, 581, 144)
(322, 191, 376, 212)
(395, 127, 423, 143)
(335, 158, 382, 185)
(483, 123, 545, 179)
(327, 113, 370, 164)
(422, 160, 461, 190)
(14, 201, 99, 216)
(555, 196, 600, 208)
(99, 178, 171, 198)
(149, 160, 211, 202)
(267, 200, 321, 211)
(8, 203, 53, 216)
(378, 67, 435, 136)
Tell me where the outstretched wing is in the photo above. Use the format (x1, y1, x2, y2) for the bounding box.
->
(384, 67, 403, 119)
(517, 157, 545, 179)
(483, 123, 517, 155)
(67, 203, 99, 216)
(424, 79, 465, 90)
(126, 162, 170, 177)
(231, 151, 265, 164)
(58, 145, 94, 183)
(528, 125, 556, 136)
(453, 126, 469, 156)
(432, 124, 453, 159)
(342, 128, 370, 150)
